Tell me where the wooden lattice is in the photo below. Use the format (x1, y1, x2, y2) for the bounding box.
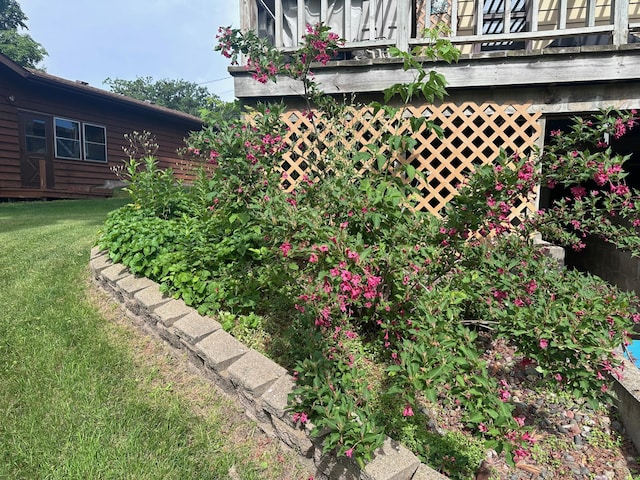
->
(280, 101, 542, 219)
(415, 0, 453, 34)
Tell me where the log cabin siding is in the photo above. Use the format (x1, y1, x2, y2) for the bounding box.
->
(0, 54, 203, 199)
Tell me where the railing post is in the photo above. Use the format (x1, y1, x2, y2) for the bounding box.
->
(612, 0, 629, 46)
(275, 0, 283, 47)
(240, 0, 257, 32)
(297, 0, 305, 44)
(475, 0, 484, 36)
(558, 0, 567, 30)
(450, 0, 458, 36)
(397, 0, 411, 51)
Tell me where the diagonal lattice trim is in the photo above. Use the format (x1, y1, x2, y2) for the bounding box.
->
(279, 101, 542, 220)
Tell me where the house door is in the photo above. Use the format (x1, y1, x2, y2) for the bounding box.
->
(19, 112, 54, 189)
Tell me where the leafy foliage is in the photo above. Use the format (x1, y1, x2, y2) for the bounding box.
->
(0, 0, 26, 30)
(98, 23, 640, 478)
(103, 76, 219, 116)
(0, 0, 47, 68)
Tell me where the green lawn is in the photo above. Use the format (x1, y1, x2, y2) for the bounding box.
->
(0, 198, 309, 480)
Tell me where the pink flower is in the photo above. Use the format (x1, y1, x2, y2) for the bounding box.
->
(345, 447, 354, 458)
(279, 242, 292, 257)
(539, 338, 549, 349)
(403, 404, 414, 417)
(513, 447, 529, 463)
(570, 186, 586, 199)
(611, 184, 630, 196)
(594, 172, 609, 186)
(514, 416, 526, 427)
(478, 423, 488, 433)
(292, 412, 309, 424)
(554, 373, 563, 382)
(309, 253, 319, 263)
(498, 389, 511, 401)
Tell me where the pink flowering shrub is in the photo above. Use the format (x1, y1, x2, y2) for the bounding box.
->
(100, 23, 640, 479)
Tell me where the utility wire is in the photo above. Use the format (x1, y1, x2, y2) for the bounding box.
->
(197, 76, 232, 85)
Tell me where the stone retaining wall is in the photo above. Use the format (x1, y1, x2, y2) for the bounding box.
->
(90, 246, 448, 480)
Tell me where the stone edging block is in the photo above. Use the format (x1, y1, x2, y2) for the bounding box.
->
(195, 329, 249, 372)
(116, 275, 157, 299)
(90, 248, 445, 480)
(173, 311, 222, 344)
(227, 349, 286, 397)
(153, 299, 193, 327)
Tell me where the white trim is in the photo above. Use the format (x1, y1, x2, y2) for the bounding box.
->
(53, 116, 81, 160)
(83, 122, 108, 163)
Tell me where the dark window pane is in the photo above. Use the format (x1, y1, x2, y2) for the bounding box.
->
(55, 118, 80, 140)
(26, 136, 47, 153)
(85, 142, 106, 162)
(56, 138, 81, 159)
(26, 119, 46, 137)
(84, 124, 105, 143)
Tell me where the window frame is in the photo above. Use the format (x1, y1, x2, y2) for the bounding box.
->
(53, 116, 82, 160)
(52, 116, 108, 163)
(82, 122, 108, 163)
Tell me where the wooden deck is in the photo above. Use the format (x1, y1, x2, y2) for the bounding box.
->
(241, 0, 640, 54)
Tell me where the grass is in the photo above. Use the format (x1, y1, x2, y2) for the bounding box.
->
(0, 198, 310, 480)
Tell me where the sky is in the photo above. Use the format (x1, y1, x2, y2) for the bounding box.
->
(18, 0, 240, 102)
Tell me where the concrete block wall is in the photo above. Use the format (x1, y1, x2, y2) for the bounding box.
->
(89, 247, 448, 480)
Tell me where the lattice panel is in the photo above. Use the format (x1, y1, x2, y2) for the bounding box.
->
(280, 101, 542, 220)
(415, 0, 453, 33)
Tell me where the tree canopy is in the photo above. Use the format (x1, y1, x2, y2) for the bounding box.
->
(0, 0, 47, 68)
(103, 76, 218, 117)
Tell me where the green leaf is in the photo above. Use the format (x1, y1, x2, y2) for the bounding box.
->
(406, 164, 416, 181)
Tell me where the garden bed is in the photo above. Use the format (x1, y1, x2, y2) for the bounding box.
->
(93, 246, 640, 480)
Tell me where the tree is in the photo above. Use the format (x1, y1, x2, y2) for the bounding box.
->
(0, 0, 47, 68)
(103, 77, 218, 117)
(0, 0, 26, 30)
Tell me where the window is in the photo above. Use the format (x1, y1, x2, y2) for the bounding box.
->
(83, 123, 107, 162)
(53, 117, 107, 162)
(54, 117, 81, 159)
(25, 118, 47, 154)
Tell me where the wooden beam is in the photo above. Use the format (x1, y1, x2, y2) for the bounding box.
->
(586, 0, 596, 28)
(232, 48, 640, 97)
(275, 0, 283, 47)
(369, 0, 377, 40)
(240, 0, 257, 31)
(345, 0, 352, 41)
(504, 0, 512, 34)
(297, 0, 305, 44)
(529, 0, 538, 32)
(613, 0, 629, 46)
(397, 0, 410, 51)
(428, 23, 614, 45)
(475, 0, 485, 36)
(450, 0, 458, 36)
(558, 0, 567, 30)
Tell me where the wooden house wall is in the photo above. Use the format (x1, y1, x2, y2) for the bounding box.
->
(0, 88, 20, 191)
(0, 74, 201, 199)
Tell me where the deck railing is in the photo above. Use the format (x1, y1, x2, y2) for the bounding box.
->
(243, 0, 640, 56)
